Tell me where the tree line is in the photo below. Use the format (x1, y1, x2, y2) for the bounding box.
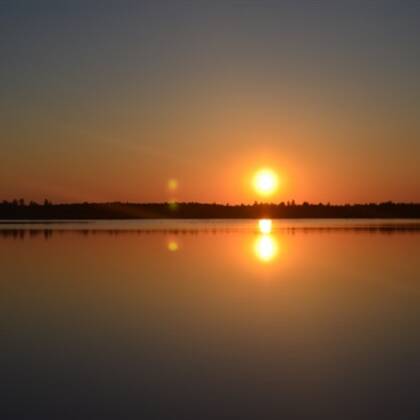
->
(0, 200, 419, 219)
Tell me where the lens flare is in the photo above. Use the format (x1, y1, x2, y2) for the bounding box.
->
(168, 178, 178, 191)
(167, 240, 179, 252)
(168, 200, 178, 211)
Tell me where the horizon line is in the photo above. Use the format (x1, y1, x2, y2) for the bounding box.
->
(2, 200, 420, 206)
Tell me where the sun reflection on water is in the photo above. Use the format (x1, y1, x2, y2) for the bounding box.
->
(254, 234, 278, 262)
(258, 219, 272, 234)
(254, 219, 278, 263)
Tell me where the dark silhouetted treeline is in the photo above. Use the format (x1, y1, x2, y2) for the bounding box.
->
(0, 200, 419, 219)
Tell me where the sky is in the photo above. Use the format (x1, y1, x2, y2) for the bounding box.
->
(1, 0, 419, 204)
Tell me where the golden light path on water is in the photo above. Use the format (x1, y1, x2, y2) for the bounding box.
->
(258, 219, 272, 234)
(165, 219, 279, 264)
(254, 219, 279, 263)
(254, 235, 278, 262)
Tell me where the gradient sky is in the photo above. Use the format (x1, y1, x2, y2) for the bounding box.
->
(1, 0, 419, 203)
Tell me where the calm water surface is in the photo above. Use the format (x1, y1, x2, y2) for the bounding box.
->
(1, 220, 420, 419)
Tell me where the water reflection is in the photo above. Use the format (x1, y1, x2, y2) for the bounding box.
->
(1, 220, 419, 241)
(254, 219, 279, 263)
(258, 218, 272, 234)
(254, 234, 279, 262)
(1, 220, 420, 419)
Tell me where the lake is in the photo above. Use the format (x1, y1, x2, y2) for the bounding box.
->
(1, 219, 420, 419)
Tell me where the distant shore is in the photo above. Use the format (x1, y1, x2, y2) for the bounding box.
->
(0, 201, 419, 219)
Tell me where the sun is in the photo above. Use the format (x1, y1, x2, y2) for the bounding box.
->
(253, 168, 279, 196)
